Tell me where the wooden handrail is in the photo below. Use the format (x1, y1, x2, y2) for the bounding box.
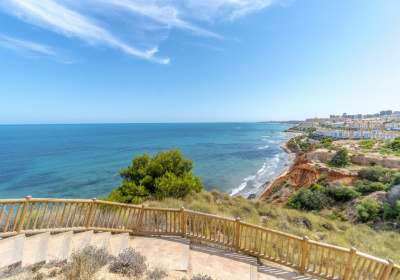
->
(0, 196, 396, 280)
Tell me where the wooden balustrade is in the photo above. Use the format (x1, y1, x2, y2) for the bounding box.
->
(0, 196, 397, 280)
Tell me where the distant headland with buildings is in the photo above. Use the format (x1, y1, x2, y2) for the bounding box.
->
(291, 109, 400, 140)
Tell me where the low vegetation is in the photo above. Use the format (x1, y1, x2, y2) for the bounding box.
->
(144, 189, 400, 263)
(109, 248, 148, 278)
(358, 140, 375, 149)
(315, 138, 333, 149)
(286, 183, 360, 211)
(385, 137, 400, 152)
(62, 246, 112, 280)
(285, 165, 400, 225)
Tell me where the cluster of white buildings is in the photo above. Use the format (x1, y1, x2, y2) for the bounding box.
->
(322, 117, 400, 131)
(297, 111, 400, 141)
(314, 129, 400, 140)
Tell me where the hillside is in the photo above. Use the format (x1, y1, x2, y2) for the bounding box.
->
(143, 189, 400, 263)
(259, 136, 400, 228)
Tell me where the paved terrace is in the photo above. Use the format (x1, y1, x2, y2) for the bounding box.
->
(0, 231, 316, 280)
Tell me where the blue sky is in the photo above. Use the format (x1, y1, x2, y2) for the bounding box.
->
(0, 0, 399, 124)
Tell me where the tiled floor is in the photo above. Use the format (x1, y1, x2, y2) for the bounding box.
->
(127, 236, 189, 271)
(189, 243, 257, 280)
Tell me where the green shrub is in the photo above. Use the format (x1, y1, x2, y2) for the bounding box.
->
(324, 185, 361, 202)
(369, 161, 376, 166)
(356, 199, 382, 222)
(382, 203, 398, 220)
(391, 173, 400, 187)
(286, 185, 333, 211)
(317, 174, 328, 184)
(326, 209, 348, 221)
(328, 148, 351, 167)
(354, 180, 387, 195)
(398, 201, 400, 220)
(300, 142, 310, 151)
(380, 149, 392, 155)
(316, 138, 333, 149)
(385, 138, 400, 151)
(358, 140, 375, 149)
(357, 166, 395, 184)
(107, 149, 203, 203)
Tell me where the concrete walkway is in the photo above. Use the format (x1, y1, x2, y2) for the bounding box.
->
(0, 232, 318, 280)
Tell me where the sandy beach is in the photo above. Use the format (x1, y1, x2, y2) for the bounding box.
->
(253, 131, 304, 201)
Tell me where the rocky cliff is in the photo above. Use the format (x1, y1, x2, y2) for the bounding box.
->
(259, 147, 359, 201)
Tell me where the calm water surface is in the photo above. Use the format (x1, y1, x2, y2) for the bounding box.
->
(0, 123, 292, 199)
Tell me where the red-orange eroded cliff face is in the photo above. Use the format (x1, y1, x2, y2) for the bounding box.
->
(259, 148, 358, 201)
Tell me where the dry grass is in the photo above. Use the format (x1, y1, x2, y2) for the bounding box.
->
(144, 190, 400, 263)
(62, 246, 112, 280)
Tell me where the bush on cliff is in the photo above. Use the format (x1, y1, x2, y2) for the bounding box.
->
(286, 183, 360, 211)
(286, 185, 332, 211)
(391, 173, 400, 187)
(324, 184, 361, 201)
(327, 147, 351, 168)
(357, 166, 395, 185)
(385, 137, 400, 152)
(355, 180, 388, 195)
(106, 149, 203, 203)
(316, 138, 333, 149)
(356, 198, 382, 222)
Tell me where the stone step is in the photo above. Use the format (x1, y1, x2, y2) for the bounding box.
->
(70, 230, 93, 255)
(0, 234, 25, 269)
(258, 264, 316, 280)
(127, 236, 190, 271)
(189, 243, 258, 280)
(108, 233, 129, 256)
(47, 231, 73, 262)
(90, 231, 111, 250)
(22, 232, 50, 267)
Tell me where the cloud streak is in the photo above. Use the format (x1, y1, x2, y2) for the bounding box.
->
(3, 0, 169, 64)
(0, 35, 57, 56)
(1, 0, 278, 63)
(97, 0, 224, 39)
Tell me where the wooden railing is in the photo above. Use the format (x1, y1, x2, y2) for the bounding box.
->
(0, 196, 399, 280)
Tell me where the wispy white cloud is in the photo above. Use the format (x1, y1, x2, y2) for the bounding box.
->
(2, 0, 169, 64)
(0, 34, 76, 63)
(0, 35, 56, 56)
(96, 0, 224, 39)
(1, 0, 279, 63)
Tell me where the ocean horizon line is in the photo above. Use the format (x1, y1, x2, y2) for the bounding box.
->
(0, 121, 286, 126)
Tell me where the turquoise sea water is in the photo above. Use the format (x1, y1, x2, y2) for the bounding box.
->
(0, 123, 292, 199)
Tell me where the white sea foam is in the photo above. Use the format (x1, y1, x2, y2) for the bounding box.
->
(233, 150, 288, 197)
(231, 175, 256, 195)
(258, 145, 269, 149)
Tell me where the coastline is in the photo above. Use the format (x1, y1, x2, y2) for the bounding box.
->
(253, 130, 304, 201)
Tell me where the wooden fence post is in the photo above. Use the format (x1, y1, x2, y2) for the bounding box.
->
(235, 217, 241, 252)
(300, 236, 309, 275)
(343, 248, 357, 280)
(16, 196, 31, 233)
(381, 259, 394, 280)
(180, 207, 185, 238)
(136, 205, 146, 235)
(86, 198, 96, 230)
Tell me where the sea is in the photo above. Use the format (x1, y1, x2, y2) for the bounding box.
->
(0, 123, 292, 199)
